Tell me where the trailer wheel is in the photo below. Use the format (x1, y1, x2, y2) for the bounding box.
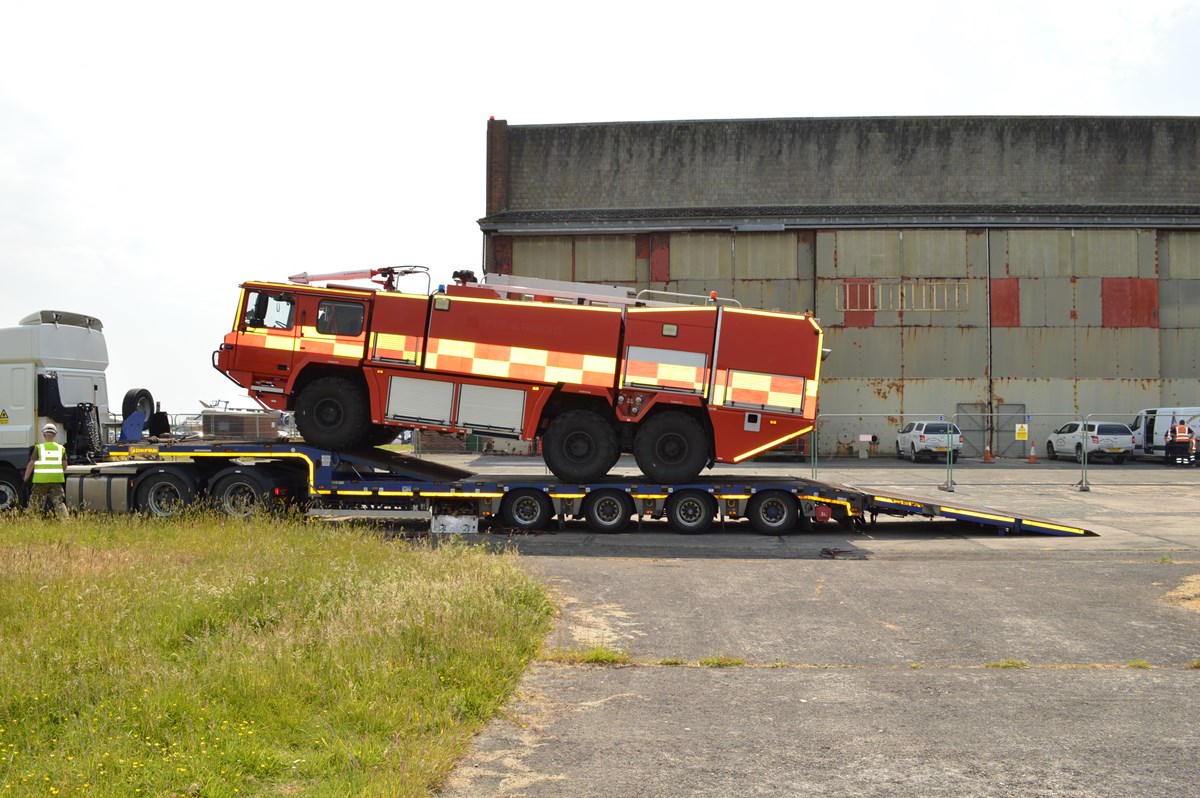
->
(122, 388, 155, 429)
(665, 490, 715, 535)
(747, 490, 799, 535)
(542, 409, 619, 483)
(583, 489, 634, 534)
(209, 469, 288, 517)
(500, 488, 554, 531)
(135, 471, 197, 518)
(633, 411, 709, 484)
(295, 376, 370, 450)
(0, 468, 22, 512)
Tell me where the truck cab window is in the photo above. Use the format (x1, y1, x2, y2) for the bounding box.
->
(316, 301, 364, 336)
(245, 292, 295, 330)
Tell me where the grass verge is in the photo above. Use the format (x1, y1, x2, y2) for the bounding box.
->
(0, 513, 552, 797)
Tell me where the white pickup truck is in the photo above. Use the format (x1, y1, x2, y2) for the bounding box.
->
(1045, 421, 1136, 464)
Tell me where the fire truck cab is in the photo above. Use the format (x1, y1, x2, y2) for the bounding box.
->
(213, 270, 824, 484)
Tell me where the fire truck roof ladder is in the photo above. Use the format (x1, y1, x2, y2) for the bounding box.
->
(479, 273, 742, 308)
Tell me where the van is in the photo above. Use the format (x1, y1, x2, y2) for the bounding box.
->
(1129, 407, 1200, 459)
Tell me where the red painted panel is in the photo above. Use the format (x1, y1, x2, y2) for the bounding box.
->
(650, 233, 671, 282)
(636, 234, 651, 261)
(1102, 278, 1159, 328)
(841, 277, 874, 328)
(990, 278, 1021, 327)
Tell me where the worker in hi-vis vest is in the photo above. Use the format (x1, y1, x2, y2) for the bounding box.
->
(23, 422, 69, 518)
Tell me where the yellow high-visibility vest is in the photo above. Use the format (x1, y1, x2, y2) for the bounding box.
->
(32, 441, 66, 484)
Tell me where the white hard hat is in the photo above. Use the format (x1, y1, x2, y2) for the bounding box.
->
(42, 423, 58, 434)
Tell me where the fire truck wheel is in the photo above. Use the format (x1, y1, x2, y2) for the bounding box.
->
(583, 489, 634, 534)
(500, 488, 554, 531)
(542, 409, 619, 482)
(122, 388, 155, 429)
(366, 424, 402, 446)
(747, 490, 799, 535)
(665, 490, 715, 534)
(633, 411, 708, 484)
(135, 470, 198, 518)
(295, 376, 371, 450)
(0, 468, 22, 511)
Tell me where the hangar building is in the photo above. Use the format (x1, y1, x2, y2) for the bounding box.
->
(477, 117, 1200, 456)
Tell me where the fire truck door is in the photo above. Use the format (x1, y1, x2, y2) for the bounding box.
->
(234, 290, 301, 387)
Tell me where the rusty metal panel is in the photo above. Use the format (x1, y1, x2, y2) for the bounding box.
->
(1137, 230, 1159, 279)
(814, 277, 848, 327)
(1161, 328, 1200, 378)
(901, 230, 968, 278)
(835, 231, 901, 277)
(731, 280, 809, 315)
(1073, 279, 1103, 326)
(735, 232, 799, 279)
(574, 236, 637, 282)
(992, 328, 1076, 378)
(901, 328, 988, 378)
(1074, 230, 1138, 276)
(670, 233, 732, 280)
(820, 329, 902, 378)
(667, 279, 736, 304)
(1162, 379, 1200, 406)
(1018, 277, 1076, 326)
(1163, 232, 1200, 279)
(512, 237, 573, 281)
(1076, 328, 1159, 378)
(1159, 279, 1200, 328)
(1005, 230, 1073, 277)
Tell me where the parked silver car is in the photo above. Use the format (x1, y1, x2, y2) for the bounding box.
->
(896, 421, 964, 462)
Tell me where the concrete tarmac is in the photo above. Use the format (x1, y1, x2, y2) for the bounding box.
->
(435, 454, 1200, 797)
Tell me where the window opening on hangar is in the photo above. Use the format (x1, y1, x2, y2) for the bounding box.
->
(835, 279, 969, 313)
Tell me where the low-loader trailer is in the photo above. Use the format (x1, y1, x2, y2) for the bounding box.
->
(59, 438, 1093, 537)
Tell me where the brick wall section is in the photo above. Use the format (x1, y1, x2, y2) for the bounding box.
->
(496, 117, 1200, 212)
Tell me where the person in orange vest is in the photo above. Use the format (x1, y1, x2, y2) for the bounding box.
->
(23, 423, 69, 518)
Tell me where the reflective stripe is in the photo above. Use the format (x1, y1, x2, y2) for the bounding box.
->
(32, 442, 66, 484)
(713, 369, 807, 412)
(622, 347, 708, 394)
(424, 338, 617, 388)
(370, 332, 422, 365)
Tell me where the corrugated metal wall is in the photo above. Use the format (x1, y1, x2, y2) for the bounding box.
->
(508, 228, 1200, 455)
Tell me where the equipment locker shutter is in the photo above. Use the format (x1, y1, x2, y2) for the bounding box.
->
(456, 385, 525, 434)
(386, 376, 453, 425)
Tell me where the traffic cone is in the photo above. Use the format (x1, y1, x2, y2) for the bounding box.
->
(1028, 439, 1038, 463)
(983, 442, 993, 463)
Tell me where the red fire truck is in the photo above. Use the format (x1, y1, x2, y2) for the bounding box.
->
(213, 268, 825, 483)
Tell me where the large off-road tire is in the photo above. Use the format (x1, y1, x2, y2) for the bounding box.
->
(582, 489, 635, 534)
(542, 409, 619, 483)
(295, 376, 371, 450)
(366, 424, 402, 447)
(747, 490, 799, 535)
(633, 411, 709, 484)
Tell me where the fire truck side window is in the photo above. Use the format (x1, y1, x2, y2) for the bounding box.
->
(244, 292, 295, 330)
(316, 301, 364, 337)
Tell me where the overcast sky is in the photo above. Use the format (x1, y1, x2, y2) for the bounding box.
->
(2, 0, 1198, 416)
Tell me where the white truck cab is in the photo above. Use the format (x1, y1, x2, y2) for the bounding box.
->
(0, 310, 145, 510)
(1129, 407, 1200, 460)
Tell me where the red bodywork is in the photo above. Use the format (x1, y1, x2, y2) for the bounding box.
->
(215, 280, 824, 464)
